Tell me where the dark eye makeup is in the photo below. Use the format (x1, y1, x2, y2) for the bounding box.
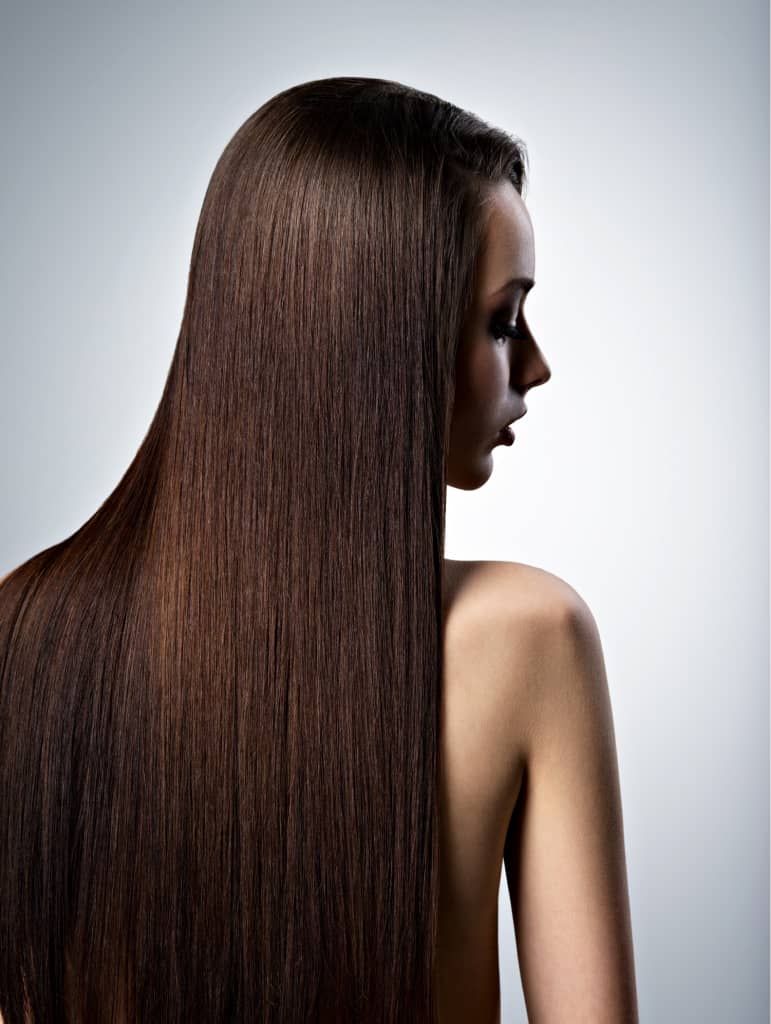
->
(489, 291, 531, 344)
(490, 317, 526, 344)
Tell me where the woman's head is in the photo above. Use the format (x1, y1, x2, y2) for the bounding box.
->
(178, 76, 538, 507)
(446, 178, 552, 489)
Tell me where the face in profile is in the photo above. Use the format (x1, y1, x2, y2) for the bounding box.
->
(446, 179, 552, 490)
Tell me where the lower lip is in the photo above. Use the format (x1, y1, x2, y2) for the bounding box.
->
(497, 426, 515, 446)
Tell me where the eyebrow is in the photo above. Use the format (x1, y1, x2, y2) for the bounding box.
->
(489, 276, 535, 297)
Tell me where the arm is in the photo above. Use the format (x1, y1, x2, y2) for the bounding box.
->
(503, 589, 639, 1023)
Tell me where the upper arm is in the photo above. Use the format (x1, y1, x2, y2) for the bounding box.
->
(503, 582, 639, 1023)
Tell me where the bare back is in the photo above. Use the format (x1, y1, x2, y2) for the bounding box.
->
(436, 558, 537, 1023)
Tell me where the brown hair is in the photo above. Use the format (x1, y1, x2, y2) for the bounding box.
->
(0, 76, 528, 1023)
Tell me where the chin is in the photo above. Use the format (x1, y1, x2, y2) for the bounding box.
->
(446, 453, 494, 491)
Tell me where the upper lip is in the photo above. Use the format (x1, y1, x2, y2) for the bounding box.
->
(505, 408, 527, 428)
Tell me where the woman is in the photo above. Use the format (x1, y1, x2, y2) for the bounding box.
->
(0, 77, 638, 1022)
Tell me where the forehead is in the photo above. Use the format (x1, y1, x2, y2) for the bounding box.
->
(479, 180, 535, 282)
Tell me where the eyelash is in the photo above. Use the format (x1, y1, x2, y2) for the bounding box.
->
(490, 318, 526, 345)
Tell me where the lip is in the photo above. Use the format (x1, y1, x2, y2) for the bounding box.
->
(497, 407, 526, 444)
(509, 407, 527, 425)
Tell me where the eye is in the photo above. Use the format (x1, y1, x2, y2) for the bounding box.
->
(490, 318, 526, 345)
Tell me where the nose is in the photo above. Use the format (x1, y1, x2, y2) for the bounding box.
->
(532, 351, 551, 387)
(513, 336, 552, 392)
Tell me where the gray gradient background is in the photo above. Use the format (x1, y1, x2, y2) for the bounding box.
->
(1, 1, 768, 1021)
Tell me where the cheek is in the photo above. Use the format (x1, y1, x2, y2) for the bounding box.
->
(464, 345, 509, 415)
(451, 352, 508, 445)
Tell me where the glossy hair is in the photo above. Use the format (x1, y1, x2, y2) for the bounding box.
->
(0, 76, 528, 1023)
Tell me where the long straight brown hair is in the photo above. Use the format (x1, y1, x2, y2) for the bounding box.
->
(0, 77, 528, 1023)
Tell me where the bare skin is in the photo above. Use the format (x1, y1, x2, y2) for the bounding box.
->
(436, 558, 639, 1023)
(436, 557, 520, 1024)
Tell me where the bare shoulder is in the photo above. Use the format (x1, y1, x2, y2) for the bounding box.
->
(442, 557, 594, 710)
(443, 557, 587, 626)
(444, 561, 640, 1020)
(443, 560, 638, 1018)
(442, 561, 610, 790)
(441, 558, 594, 788)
